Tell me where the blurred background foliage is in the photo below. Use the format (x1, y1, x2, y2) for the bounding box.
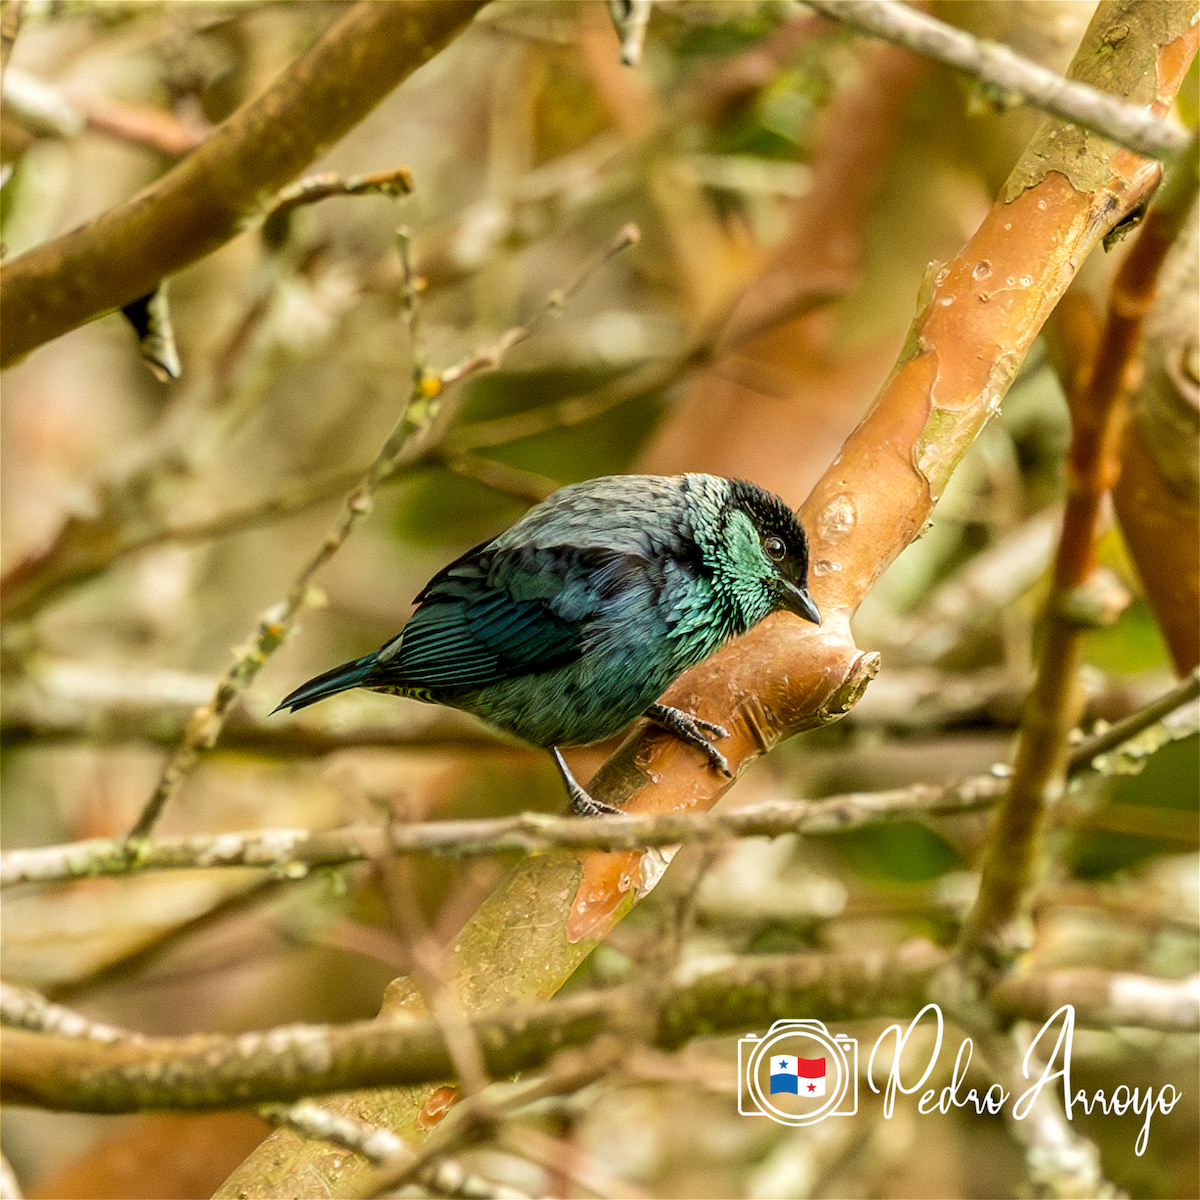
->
(1, 1, 1196, 1197)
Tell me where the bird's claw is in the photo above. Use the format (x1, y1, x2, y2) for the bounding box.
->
(552, 746, 622, 817)
(571, 790, 623, 818)
(645, 704, 732, 777)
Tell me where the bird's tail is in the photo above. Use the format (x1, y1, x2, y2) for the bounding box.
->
(273, 652, 380, 713)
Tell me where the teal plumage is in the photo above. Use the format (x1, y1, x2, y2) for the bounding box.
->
(276, 474, 819, 815)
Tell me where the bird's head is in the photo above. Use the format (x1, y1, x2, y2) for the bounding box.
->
(713, 479, 821, 630)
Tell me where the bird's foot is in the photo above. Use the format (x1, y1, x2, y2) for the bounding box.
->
(644, 703, 731, 777)
(552, 747, 622, 817)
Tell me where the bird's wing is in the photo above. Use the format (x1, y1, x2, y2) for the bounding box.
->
(377, 543, 642, 691)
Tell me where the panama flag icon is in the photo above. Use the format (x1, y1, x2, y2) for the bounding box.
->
(769, 1055, 826, 1096)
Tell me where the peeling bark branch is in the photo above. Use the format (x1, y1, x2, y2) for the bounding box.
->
(961, 133, 1200, 970)
(565, 0, 1198, 944)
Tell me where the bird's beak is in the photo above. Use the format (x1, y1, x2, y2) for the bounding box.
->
(781, 581, 821, 626)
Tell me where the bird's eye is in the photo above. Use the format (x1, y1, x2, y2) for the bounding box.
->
(764, 536, 786, 562)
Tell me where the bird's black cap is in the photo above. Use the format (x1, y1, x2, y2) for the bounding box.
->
(727, 478, 820, 626)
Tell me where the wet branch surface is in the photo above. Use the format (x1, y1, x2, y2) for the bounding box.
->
(960, 134, 1200, 971)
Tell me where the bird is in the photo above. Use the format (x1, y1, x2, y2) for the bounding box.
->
(275, 473, 820, 817)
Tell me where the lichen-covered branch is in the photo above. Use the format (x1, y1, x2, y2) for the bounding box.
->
(258, 1101, 408, 1168)
(989, 1027, 1118, 1199)
(2, 943, 945, 1112)
(1, 782, 1002, 889)
(8, 671, 1195, 889)
(0, 981, 138, 1043)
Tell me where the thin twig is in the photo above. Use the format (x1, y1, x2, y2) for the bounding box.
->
(360, 1040, 626, 1198)
(437, 451, 559, 504)
(447, 250, 839, 458)
(258, 1100, 408, 1166)
(7, 674, 1193, 889)
(373, 846, 492, 1099)
(438, 223, 640, 388)
(81, 97, 207, 156)
(46, 877, 288, 1003)
(0, 981, 140, 1043)
(266, 167, 414, 220)
(1071, 666, 1199, 764)
(802, 0, 1190, 161)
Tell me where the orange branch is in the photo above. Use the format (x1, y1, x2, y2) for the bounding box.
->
(961, 133, 1199, 969)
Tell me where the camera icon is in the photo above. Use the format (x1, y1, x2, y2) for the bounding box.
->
(739, 1020, 858, 1126)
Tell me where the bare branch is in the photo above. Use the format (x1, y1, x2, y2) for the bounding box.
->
(802, 0, 1190, 161)
(437, 223, 641, 388)
(993, 969, 1200, 1032)
(0, 781, 1001, 889)
(0, 0, 486, 365)
(265, 167, 414, 221)
(1071, 666, 1199, 765)
(0, 982, 139, 1044)
(437, 452, 559, 504)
